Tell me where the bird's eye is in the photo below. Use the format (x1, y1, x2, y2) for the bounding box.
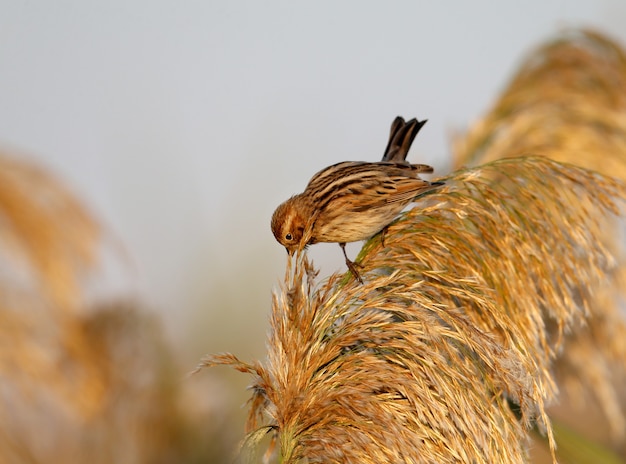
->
(285, 233, 293, 241)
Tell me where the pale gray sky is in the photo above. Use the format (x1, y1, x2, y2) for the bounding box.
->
(1, 1, 625, 362)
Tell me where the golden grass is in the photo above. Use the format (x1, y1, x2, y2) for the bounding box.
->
(454, 29, 626, 178)
(202, 155, 625, 463)
(0, 155, 99, 311)
(454, 29, 626, 460)
(203, 30, 626, 462)
(0, 152, 203, 463)
(0, 153, 106, 424)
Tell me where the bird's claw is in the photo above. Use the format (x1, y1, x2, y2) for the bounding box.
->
(345, 258, 364, 284)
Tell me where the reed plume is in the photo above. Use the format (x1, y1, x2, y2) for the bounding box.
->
(0, 153, 106, 423)
(455, 29, 626, 460)
(200, 28, 626, 464)
(0, 152, 192, 463)
(202, 154, 625, 463)
(454, 29, 626, 177)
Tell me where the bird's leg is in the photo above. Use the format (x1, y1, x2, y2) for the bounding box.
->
(340, 243, 363, 284)
(379, 226, 388, 248)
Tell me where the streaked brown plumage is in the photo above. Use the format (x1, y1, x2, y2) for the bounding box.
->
(271, 116, 443, 281)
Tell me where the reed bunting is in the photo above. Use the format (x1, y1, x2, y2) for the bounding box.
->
(271, 116, 443, 282)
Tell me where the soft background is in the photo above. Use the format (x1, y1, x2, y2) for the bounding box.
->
(1, 0, 626, 444)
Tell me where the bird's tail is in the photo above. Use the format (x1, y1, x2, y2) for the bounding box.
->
(382, 116, 427, 162)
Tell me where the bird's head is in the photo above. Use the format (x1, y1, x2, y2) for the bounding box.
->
(271, 195, 309, 255)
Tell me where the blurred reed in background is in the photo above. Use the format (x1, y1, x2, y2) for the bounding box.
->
(0, 154, 229, 463)
(204, 29, 626, 463)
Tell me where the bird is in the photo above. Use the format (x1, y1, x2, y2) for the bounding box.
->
(271, 116, 443, 282)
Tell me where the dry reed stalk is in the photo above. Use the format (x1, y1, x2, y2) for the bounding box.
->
(202, 155, 625, 463)
(454, 29, 626, 457)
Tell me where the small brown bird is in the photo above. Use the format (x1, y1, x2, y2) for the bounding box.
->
(271, 116, 443, 282)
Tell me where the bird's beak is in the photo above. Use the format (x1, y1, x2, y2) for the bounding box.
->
(286, 248, 294, 256)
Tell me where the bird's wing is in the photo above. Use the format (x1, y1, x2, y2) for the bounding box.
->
(383, 178, 441, 204)
(306, 161, 440, 211)
(346, 176, 438, 211)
